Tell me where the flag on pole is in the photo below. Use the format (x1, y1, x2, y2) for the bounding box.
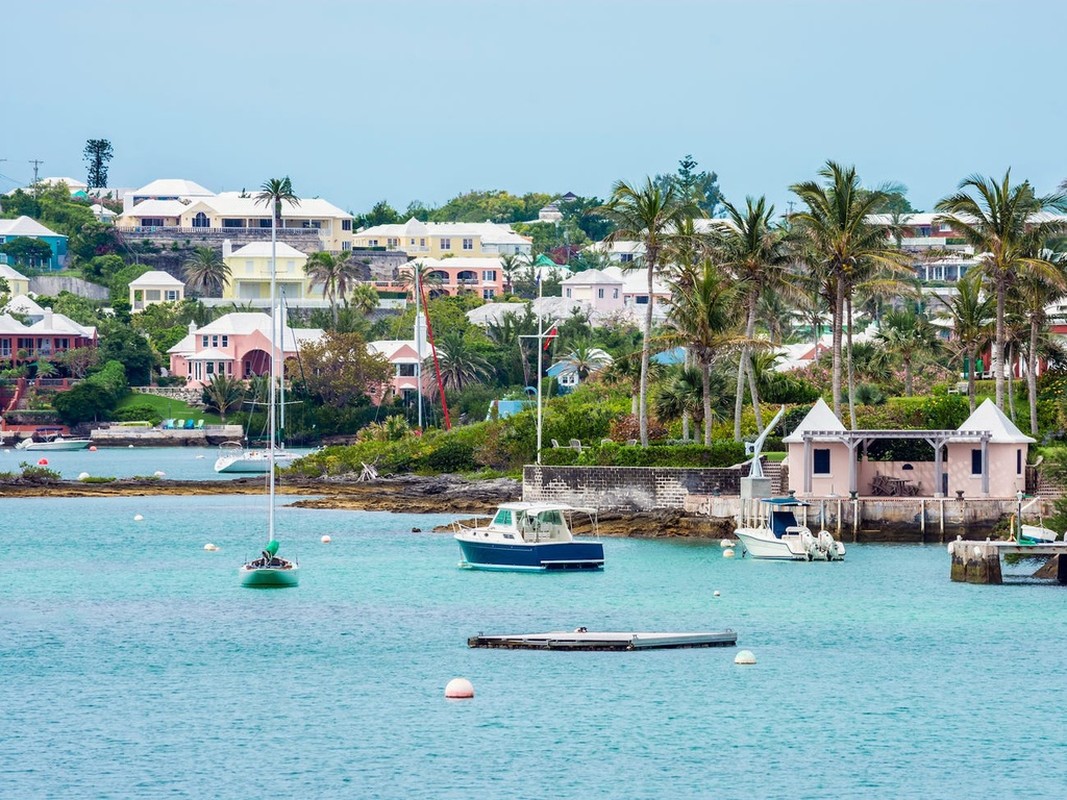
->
(543, 326, 558, 351)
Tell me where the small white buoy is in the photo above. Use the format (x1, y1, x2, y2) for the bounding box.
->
(713, 590, 721, 597)
(204, 543, 219, 551)
(321, 535, 332, 544)
(89, 446, 97, 452)
(445, 678, 474, 699)
(719, 539, 732, 548)
(153, 470, 166, 478)
(735, 650, 757, 665)
(78, 472, 91, 481)
(133, 514, 144, 522)
(194, 455, 205, 459)
(723, 548, 735, 559)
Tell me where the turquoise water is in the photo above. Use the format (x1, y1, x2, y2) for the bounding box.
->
(0, 447, 315, 481)
(2, 495, 1065, 799)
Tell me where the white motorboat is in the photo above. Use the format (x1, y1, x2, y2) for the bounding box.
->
(454, 502, 604, 571)
(734, 497, 845, 561)
(15, 431, 92, 451)
(1019, 524, 1059, 544)
(214, 441, 298, 474)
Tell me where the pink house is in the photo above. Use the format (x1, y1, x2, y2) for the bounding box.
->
(784, 398, 1032, 499)
(167, 312, 323, 387)
(378, 258, 507, 300)
(366, 340, 421, 403)
(560, 269, 624, 311)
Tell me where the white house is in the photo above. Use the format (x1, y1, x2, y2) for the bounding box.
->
(129, 271, 186, 311)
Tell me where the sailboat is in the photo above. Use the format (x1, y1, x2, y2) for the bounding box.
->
(239, 179, 299, 588)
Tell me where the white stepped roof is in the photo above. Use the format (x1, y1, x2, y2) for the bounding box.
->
(368, 340, 419, 361)
(129, 270, 185, 288)
(0, 264, 29, 281)
(783, 397, 846, 443)
(204, 192, 349, 219)
(0, 313, 27, 333)
(122, 199, 190, 217)
(27, 310, 96, 338)
(3, 294, 45, 315)
(229, 242, 308, 260)
(562, 268, 623, 285)
(958, 398, 1035, 443)
(132, 178, 215, 197)
(0, 216, 62, 238)
(191, 312, 322, 350)
(358, 220, 529, 245)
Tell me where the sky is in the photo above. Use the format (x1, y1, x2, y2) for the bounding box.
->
(2, 0, 1065, 216)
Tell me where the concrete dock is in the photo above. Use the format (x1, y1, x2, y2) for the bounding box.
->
(948, 538, 1067, 584)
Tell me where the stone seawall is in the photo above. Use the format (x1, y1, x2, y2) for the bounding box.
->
(523, 465, 744, 511)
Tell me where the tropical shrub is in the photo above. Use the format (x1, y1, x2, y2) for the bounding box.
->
(423, 440, 477, 473)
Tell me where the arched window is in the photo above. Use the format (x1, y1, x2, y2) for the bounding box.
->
(192, 212, 209, 228)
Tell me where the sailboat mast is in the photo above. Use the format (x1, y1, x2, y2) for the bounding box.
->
(279, 297, 286, 448)
(415, 264, 423, 429)
(267, 199, 278, 541)
(536, 268, 543, 464)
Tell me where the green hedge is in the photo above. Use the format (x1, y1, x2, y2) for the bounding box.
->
(541, 440, 747, 468)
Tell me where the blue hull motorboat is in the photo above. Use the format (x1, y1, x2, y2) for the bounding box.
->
(454, 503, 604, 571)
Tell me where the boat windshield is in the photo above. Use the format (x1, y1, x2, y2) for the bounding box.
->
(771, 510, 798, 538)
(493, 508, 514, 527)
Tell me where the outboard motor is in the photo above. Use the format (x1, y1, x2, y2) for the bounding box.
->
(800, 529, 817, 560)
(817, 530, 836, 560)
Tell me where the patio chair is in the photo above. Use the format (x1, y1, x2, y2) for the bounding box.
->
(175, 419, 186, 429)
(184, 419, 195, 429)
(569, 438, 583, 453)
(162, 419, 175, 430)
(195, 419, 204, 430)
(550, 439, 561, 448)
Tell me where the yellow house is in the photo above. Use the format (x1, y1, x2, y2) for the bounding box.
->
(0, 264, 31, 297)
(222, 242, 312, 300)
(129, 270, 186, 311)
(353, 217, 531, 259)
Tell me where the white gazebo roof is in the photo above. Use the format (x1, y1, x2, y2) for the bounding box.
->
(129, 270, 185, 288)
(783, 397, 846, 443)
(957, 399, 1035, 444)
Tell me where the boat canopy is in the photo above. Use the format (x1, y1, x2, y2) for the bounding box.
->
(497, 502, 597, 515)
(760, 497, 809, 508)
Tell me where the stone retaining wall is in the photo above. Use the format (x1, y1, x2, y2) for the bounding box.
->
(132, 386, 202, 405)
(523, 465, 745, 511)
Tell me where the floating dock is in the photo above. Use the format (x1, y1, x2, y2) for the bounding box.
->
(948, 539, 1067, 584)
(468, 630, 737, 651)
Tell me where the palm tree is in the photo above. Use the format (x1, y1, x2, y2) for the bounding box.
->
(499, 253, 524, 294)
(937, 274, 994, 412)
(874, 310, 942, 396)
(399, 260, 444, 299)
(935, 171, 1067, 408)
(182, 246, 230, 296)
(201, 373, 246, 421)
(654, 366, 703, 440)
(348, 282, 380, 316)
(600, 178, 687, 445)
(554, 345, 613, 382)
(1014, 251, 1067, 434)
(664, 258, 737, 445)
(426, 330, 492, 395)
(714, 196, 792, 440)
(790, 161, 905, 422)
(306, 251, 361, 326)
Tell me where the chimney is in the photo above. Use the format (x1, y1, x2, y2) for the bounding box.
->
(222, 239, 232, 259)
(188, 321, 198, 334)
(44, 307, 53, 328)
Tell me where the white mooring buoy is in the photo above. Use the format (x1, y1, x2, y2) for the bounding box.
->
(445, 678, 475, 699)
(153, 470, 166, 478)
(735, 650, 757, 665)
(723, 548, 736, 559)
(713, 590, 721, 597)
(133, 514, 144, 522)
(78, 472, 91, 481)
(321, 535, 332, 544)
(204, 543, 219, 551)
(719, 539, 732, 548)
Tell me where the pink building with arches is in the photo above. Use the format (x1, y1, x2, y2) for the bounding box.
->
(167, 312, 323, 387)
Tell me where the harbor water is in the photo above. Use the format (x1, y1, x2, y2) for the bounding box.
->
(1, 495, 1065, 799)
(0, 446, 316, 481)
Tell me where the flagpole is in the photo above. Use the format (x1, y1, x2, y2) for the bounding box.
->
(536, 267, 543, 465)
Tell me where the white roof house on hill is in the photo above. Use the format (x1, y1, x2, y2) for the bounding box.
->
(354, 217, 531, 258)
(784, 397, 1031, 500)
(129, 271, 186, 312)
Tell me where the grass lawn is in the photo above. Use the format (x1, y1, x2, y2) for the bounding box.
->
(115, 393, 225, 425)
(763, 452, 788, 462)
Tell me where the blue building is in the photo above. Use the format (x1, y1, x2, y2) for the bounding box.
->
(0, 216, 68, 271)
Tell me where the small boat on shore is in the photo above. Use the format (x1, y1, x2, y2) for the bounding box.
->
(454, 502, 604, 571)
(734, 497, 845, 561)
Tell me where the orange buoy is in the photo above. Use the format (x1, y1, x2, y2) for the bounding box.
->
(444, 678, 474, 699)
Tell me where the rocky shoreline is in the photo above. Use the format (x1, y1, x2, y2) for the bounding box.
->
(0, 473, 738, 539)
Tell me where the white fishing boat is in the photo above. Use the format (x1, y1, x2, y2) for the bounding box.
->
(734, 497, 845, 561)
(15, 428, 91, 451)
(238, 178, 300, 589)
(454, 503, 604, 571)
